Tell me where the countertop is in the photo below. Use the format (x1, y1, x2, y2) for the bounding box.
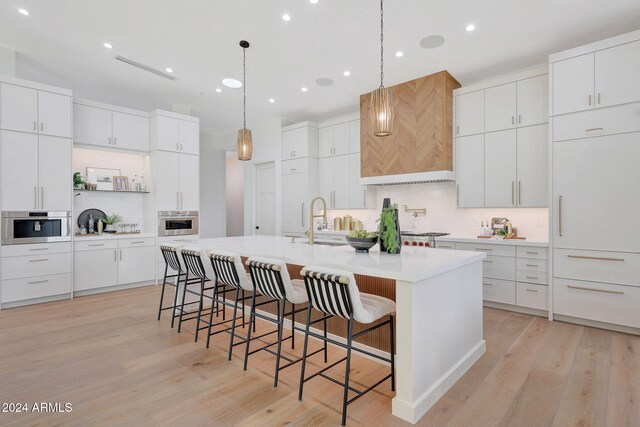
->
(177, 235, 485, 283)
(73, 233, 156, 241)
(435, 235, 549, 247)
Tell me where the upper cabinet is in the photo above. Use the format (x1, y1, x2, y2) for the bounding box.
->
(281, 122, 318, 160)
(74, 101, 150, 152)
(319, 122, 350, 157)
(455, 90, 484, 137)
(516, 75, 549, 126)
(151, 111, 200, 155)
(484, 83, 516, 133)
(0, 82, 71, 138)
(483, 76, 548, 133)
(551, 39, 640, 115)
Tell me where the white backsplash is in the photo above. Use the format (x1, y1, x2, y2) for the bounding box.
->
(72, 148, 148, 233)
(326, 182, 549, 240)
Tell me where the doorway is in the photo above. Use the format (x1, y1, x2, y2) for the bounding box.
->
(255, 162, 276, 235)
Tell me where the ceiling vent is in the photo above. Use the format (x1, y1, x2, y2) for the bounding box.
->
(114, 55, 176, 80)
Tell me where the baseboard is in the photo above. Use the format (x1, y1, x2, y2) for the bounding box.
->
(392, 340, 486, 424)
(73, 281, 154, 297)
(554, 314, 640, 336)
(484, 301, 548, 318)
(1, 293, 71, 309)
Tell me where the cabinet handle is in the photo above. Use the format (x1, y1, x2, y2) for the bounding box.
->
(588, 94, 592, 106)
(518, 115, 522, 124)
(476, 248, 493, 251)
(525, 288, 538, 293)
(525, 264, 539, 267)
(558, 195, 563, 236)
(525, 251, 539, 255)
(28, 258, 49, 262)
(363, 189, 367, 206)
(456, 184, 460, 206)
(88, 244, 105, 247)
(40, 122, 43, 132)
(29, 279, 49, 284)
(109, 137, 112, 144)
(526, 276, 538, 280)
(33, 121, 37, 131)
(567, 254, 624, 262)
(597, 93, 601, 104)
(585, 127, 603, 133)
(177, 192, 180, 209)
(518, 181, 521, 205)
(119, 250, 122, 261)
(34, 186, 37, 209)
(512, 116, 515, 125)
(176, 143, 179, 150)
(483, 283, 493, 286)
(28, 247, 49, 251)
(41, 186, 44, 209)
(129, 241, 146, 244)
(567, 284, 623, 295)
(456, 125, 460, 135)
(180, 143, 183, 151)
(483, 260, 493, 263)
(114, 137, 117, 145)
(181, 192, 184, 210)
(512, 181, 515, 205)
(114, 250, 117, 261)
(301, 203, 305, 226)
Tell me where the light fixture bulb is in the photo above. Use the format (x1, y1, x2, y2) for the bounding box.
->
(395, 51, 404, 57)
(343, 71, 351, 76)
(103, 42, 113, 49)
(269, 98, 275, 103)
(301, 87, 308, 92)
(282, 14, 291, 21)
(309, 0, 319, 3)
(165, 68, 173, 73)
(18, 8, 29, 15)
(466, 23, 476, 32)
(215, 88, 222, 93)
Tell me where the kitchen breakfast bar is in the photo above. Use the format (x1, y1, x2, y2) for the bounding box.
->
(177, 235, 486, 424)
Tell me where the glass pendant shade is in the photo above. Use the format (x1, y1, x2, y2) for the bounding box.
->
(237, 128, 253, 161)
(370, 86, 394, 137)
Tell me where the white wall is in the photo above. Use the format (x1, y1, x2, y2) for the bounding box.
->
(0, 46, 16, 76)
(226, 153, 245, 236)
(199, 131, 227, 238)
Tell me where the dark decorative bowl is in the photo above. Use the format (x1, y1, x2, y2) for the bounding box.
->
(346, 236, 378, 253)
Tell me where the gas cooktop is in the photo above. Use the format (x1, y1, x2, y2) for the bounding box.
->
(400, 231, 450, 237)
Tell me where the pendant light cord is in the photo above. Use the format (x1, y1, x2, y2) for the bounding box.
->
(242, 46, 247, 130)
(380, 0, 384, 88)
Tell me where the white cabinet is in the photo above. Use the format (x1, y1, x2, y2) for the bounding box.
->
(319, 122, 350, 157)
(516, 125, 548, 207)
(455, 134, 484, 207)
(552, 54, 594, 115)
(348, 153, 375, 209)
(318, 157, 332, 207)
(118, 245, 156, 285)
(553, 133, 640, 252)
(0, 83, 71, 137)
(455, 90, 484, 137)
(517, 75, 549, 126)
(484, 130, 517, 207)
(349, 120, 360, 153)
(594, 40, 640, 109)
(112, 112, 150, 151)
(1, 131, 71, 211)
(74, 247, 118, 291)
(74, 102, 149, 151)
(154, 114, 199, 154)
(281, 158, 318, 234)
(319, 155, 349, 209)
(281, 123, 318, 160)
(74, 104, 112, 148)
(484, 83, 516, 132)
(155, 151, 199, 211)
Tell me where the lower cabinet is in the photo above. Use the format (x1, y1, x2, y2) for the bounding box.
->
(118, 246, 156, 285)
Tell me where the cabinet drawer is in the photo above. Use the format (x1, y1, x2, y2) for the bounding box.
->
(456, 242, 516, 257)
(2, 252, 72, 279)
(281, 158, 308, 175)
(2, 273, 71, 303)
(482, 255, 515, 280)
(552, 102, 640, 142)
(2, 242, 71, 257)
(435, 241, 456, 249)
(516, 269, 548, 285)
(74, 239, 118, 252)
(516, 282, 548, 310)
(516, 246, 548, 260)
(482, 278, 515, 304)
(516, 258, 548, 272)
(118, 237, 156, 248)
(554, 249, 640, 287)
(554, 278, 640, 328)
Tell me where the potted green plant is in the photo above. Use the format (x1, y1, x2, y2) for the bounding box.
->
(99, 213, 122, 233)
(73, 172, 86, 190)
(378, 199, 401, 254)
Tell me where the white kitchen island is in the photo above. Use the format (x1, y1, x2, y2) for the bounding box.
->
(180, 235, 486, 424)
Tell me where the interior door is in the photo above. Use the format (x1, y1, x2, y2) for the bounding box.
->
(455, 91, 484, 137)
(517, 75, 549, 126)
(255, 162, 276, 235)
(1, 131, 39, 210)
(37, 91, 71, 138)
(112, 112, 149, 151)
(456, 134, 485, 207)
(332, 154, 350, 208)
(156, 151, 180, 211)
(318, 157, 333, 207)
(73, 104, 112, 147)
(484, 130, 517, 207)
(594, 39, 640, 108)
(553, 132, 640, 252)
(484, 83, 517, 132)
(516, 125, 548, 207)
(179, 120, 199, 154)
(0, 83, 38, 133)
(38, 135, 72, 211)
(156, 115, 180, 151)
(179, 154, 200, 211)
(552, 53, 594, 115)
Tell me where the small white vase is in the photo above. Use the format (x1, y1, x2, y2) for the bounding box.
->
(105, 224, 116, 232)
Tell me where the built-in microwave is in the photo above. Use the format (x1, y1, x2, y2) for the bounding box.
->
(158, 211, 199, 236)
(1, 211, 72, 245)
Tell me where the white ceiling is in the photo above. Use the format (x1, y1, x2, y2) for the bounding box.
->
(1, 0, 639, 133)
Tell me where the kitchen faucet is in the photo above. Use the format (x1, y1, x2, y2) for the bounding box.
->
(306, 196, 327, 245)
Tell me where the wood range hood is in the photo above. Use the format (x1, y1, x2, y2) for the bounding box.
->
(360, 70, 460, 185)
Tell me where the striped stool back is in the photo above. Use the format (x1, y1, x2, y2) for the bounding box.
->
(302, 270, 354, 319)
(181, 249, 208, 280)
(160, 244, 184, 273)
(210, 253, 241, 288)
(246, 259, 286, 300)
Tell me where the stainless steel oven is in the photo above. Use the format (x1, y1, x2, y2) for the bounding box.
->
(1, 211, 72, 245)
(158, 211, 199, 236)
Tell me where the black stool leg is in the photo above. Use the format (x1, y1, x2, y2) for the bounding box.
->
(298, 302, 313, 401)
(206, 283, 218, 349)
(177, 272, 190, 333)
(390, 314, 395, 391)
(290, 302, 295, 349)
(170, 272, 181, 329)
(323, 316, 328, 363)
(241, 290, 246, 329)
(195, 278, 205, 342)
(243, 291, 257, 371)
(157, 265, 169, 321)
(227, 286, 241, 360)
(341, 317, 354, 426)
(274, 299, 286, 387)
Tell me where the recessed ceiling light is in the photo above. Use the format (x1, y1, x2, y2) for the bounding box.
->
(465, 23, 476, 32)
(222, 78, 242, 88)
(18, 8, 29, 15)
(215, 88, 222, 93)
(395, 51, 404, 57)
(309, 0, 319, 3)
(103, 42, 113, 49)
(165, 68, 173, 73)
(269, 98, 275, 103)
(282, 14, 291, 21)
(343, 70, 351, 76)
(301, 87, 308, 92)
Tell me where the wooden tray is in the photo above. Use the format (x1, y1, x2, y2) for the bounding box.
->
(477, 235, 526, 240)
(75, 232, 142, 237)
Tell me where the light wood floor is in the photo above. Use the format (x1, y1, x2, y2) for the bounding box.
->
(0, 285, 638, 427)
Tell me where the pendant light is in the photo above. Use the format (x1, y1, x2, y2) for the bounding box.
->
(237, 40, 253, 161)
(369, 0, 394, 137)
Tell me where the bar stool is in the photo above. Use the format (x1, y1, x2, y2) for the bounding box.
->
(298, 266, 396, 426)
(157, 244, 185, 328)
(178, 248, 218, 342)
(206, 250, 255, 356)
(244, 257, 326, 387)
